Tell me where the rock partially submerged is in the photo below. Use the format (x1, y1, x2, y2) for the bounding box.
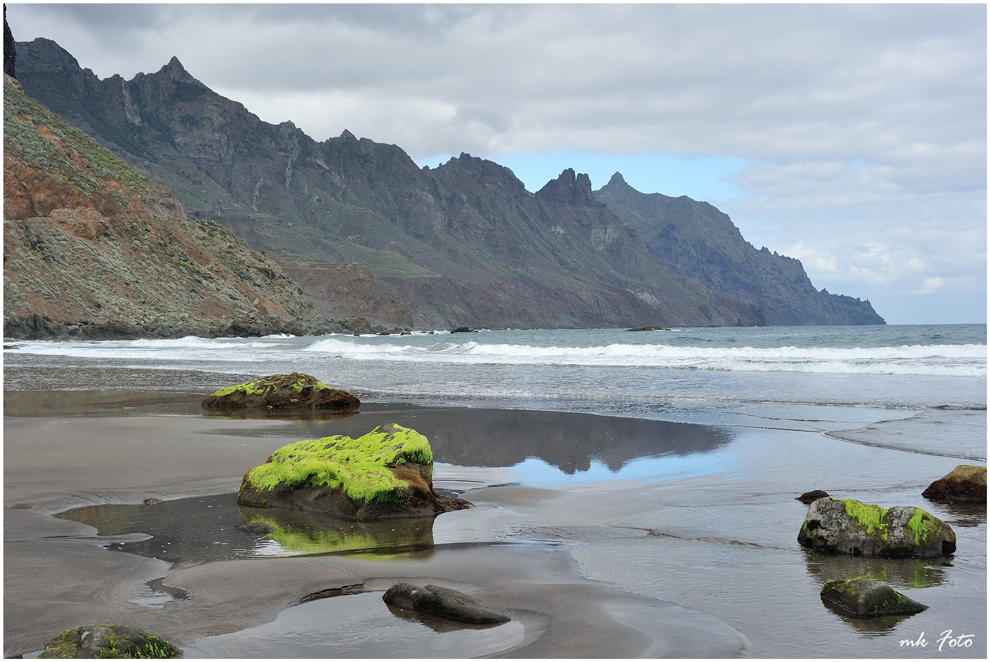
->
(383, 582, 511, 624)
(922, 465, 987, 504)
(237, 423, 470, 520)
(202, 373, 359, 411)
(820, 577, 927, 619)
(797, 490, 830, 504)
(627, 325, 669, 332)
(798, 497, 955, 558)
(39, 624, 181, 658)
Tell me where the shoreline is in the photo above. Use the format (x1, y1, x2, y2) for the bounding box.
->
(3, 398, 750, 658)
(4, 390, 985, 658)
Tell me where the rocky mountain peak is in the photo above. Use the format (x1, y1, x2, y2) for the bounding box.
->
(605, 172, 628, 189)
(159, 55, 197, 83)
(18, 37, 80, 72)
(536, 168, 596, 205)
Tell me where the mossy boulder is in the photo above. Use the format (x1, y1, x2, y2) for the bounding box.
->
(798, 497, 955, 558)
(39, 624, 181, 658)
(922, 465, 987, 504)
(820, 577, 927, 619)
(237, 423, 470, 521)
(202, 373, 359, 411)
(383, 582, 511, 624)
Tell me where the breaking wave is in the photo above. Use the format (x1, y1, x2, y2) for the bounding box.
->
(303, 338, 985, 377)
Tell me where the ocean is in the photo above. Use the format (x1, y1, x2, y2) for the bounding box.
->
(4, 323, 986, 657)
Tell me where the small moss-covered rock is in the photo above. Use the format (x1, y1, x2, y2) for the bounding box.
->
(798, 497, 955, 558)
(922, 465, 987, 504)
(202, 373, 359, 411)
(237, 423, 470, 520)
(383, 582, 511, 624)
(820, 577, 927, 619)
(39, 624, 181, 658)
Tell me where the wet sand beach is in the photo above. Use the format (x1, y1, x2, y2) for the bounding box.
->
(4, 392, 986, 658)
(3, 396, 748, 658)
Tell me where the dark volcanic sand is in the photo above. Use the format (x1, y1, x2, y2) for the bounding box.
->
(4, 393, 986, 658)
(3, 396, 747, 658)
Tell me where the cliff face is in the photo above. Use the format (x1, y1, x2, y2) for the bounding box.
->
(2, 73, 336, 339)
(15, 38, 765, 329)
(594, 173, 885, 326)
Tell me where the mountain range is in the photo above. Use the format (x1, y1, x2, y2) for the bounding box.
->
(8, 35, 884, 333)
(3, 71, 347, 339)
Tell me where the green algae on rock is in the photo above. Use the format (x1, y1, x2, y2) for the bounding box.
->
(39, 624, 181, 658)
(820, 577, 927, 619)
(798, 497, 955, 558)
(202, 373, 359, 411)
(922, 464, 987, 504)
(237, 423, 470, 521)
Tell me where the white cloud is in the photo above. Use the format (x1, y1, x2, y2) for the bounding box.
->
(4, 3, 985, 324)
(917, 277, 947, 295)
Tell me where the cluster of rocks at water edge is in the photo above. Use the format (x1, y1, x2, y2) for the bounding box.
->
(796, 491, 961, 620)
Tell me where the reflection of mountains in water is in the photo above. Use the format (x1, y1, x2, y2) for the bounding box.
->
(302, 407, 733, 475)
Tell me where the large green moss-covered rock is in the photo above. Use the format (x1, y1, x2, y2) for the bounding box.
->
(202, 373, 359, 411)
(798, 498, 955, 558)
(923, 465, 987, 504)
(820, 577, 927, 619)
(39, 624, 181, 658)
(237, 423, 469, 521)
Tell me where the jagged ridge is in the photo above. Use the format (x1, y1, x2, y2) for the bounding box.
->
(594, 173, 884, 325)
(14, 38, 766, 329)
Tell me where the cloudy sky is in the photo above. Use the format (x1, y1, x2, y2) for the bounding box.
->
(7, 3, 986, 324)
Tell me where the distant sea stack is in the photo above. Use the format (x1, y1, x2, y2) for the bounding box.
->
(14, 38, 767, 330)
(594, 173, 885, 326)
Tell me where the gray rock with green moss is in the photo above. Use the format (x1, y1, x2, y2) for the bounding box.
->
(237, 423, 470, 521)
(383, 582, 512, 624)
(202, 373, 359, 411)
(820, 577, 927, 619)
(798, 497, 955, 558)
(39, 624, 181, 658)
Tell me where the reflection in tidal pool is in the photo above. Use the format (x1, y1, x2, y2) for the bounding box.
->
(55, 493, 436, 562)
(182, 592, 525, 658)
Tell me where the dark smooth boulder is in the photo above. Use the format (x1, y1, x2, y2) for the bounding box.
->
(450, 326, 476, 333)
(797, 490, 830, 504)
(798, 497, 955, 558)
(627, 325, 669, 331)
(39, 624, 181, 658)
(202, 372, 359, 411)
(922, 465, 987, 504)
(237, 423, 470, 521)
(820, 577, 927, 619)
(382, 582, 511, 624)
